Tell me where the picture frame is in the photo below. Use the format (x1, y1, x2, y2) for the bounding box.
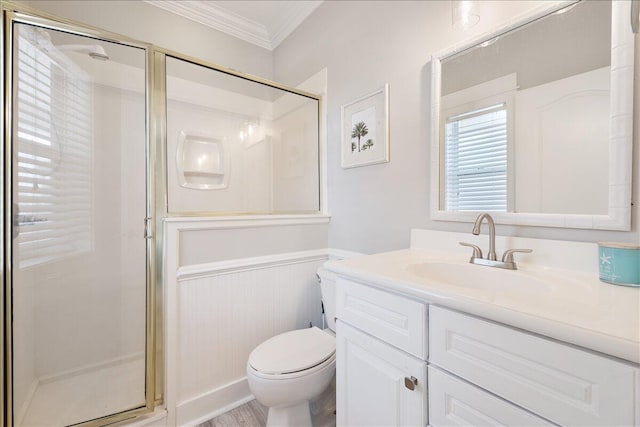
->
(341, 84, 389, 168)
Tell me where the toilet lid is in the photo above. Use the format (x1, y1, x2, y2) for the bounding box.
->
(249, 327, 336, 375)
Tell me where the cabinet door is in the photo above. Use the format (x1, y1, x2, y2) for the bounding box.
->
(337, 321, 427, 427)
(429, 366, 554, 427)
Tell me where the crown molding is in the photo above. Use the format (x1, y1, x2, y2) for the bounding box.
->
(146, 1, 271, 49)
(145, 1, 322, 51)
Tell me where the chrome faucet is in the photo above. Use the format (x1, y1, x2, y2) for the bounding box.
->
(460, 213, 532, 270)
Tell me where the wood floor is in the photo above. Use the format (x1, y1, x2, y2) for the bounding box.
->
(198, 379, 336, 427)
(199, 399, 268, 427)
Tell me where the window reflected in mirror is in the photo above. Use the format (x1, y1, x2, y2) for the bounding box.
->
(440, 0, 611, 215)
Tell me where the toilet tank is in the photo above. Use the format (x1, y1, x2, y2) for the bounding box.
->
(317, 267, 337, 332)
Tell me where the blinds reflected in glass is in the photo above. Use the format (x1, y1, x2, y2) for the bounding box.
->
(11, 21, 148, 426)
(444, 104, 508, 212)
(14, 25, 92, 267)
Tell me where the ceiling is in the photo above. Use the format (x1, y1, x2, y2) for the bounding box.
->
(145, 1, 323, 51)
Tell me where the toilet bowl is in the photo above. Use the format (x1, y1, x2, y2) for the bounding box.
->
(246, 268, 337, 427)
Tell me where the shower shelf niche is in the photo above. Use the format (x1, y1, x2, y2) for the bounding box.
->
(177, 131, 230, 190)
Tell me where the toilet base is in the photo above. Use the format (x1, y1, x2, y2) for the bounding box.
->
(266, 401, 312, 427)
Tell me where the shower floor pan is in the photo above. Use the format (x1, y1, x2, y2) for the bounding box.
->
(19, 356, 145, 427)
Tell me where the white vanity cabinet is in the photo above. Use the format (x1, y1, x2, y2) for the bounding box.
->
(336, 278, 428, 426)
(335, 276, 640, 427)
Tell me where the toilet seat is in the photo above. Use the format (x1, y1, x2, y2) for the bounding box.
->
(248, 327, 335, 378)
(248, 352, 336, 380)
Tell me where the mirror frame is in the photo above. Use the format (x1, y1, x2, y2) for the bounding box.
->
(430, 0, 635, 230)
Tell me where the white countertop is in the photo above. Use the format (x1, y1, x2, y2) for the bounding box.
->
(325, 247, 640, 364)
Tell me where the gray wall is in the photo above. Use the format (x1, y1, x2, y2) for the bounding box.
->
(274, 0, 640, 253)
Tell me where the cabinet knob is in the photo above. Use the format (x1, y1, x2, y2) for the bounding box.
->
(404, 376, 418, 391)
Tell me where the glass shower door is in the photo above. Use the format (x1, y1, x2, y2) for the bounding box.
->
(11, 21, 149, 426)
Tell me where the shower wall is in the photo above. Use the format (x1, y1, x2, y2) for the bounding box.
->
(272, 96, 320, 212)
(33, 83, 145, 377)
(166, 75, 274, 213)
(165, 56, 319, 215)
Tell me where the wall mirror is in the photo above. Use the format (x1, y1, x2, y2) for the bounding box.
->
(430, 0, 634, 230)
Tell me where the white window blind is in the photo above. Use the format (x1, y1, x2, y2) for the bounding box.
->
(444, 103, 507, 212)
(15, 26, 92, 267)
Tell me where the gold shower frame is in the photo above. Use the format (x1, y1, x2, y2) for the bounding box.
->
(1, 3, 159, 426)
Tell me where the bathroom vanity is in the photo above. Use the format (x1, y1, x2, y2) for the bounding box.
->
(326, 230, 640, 427)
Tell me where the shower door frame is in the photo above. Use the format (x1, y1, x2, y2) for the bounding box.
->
(1, 3, 160, 426)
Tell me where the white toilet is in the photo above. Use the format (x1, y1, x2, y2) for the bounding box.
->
(247, 268, 337, 427)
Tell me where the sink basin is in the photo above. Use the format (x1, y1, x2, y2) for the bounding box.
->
(405, 262, 554, 295)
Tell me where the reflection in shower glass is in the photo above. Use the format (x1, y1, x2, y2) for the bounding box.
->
(166, 56, 320, 214)
(12, 23, 147, 426)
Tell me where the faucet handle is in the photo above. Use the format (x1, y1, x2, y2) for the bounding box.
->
(501, 248, 533, 264)
(459, 242, 483, 260)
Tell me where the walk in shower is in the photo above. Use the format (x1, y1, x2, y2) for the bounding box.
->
(3, 9, 156, 427)
(2, 3, 321, 426)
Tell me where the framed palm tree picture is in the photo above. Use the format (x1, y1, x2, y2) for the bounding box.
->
(341, 84, 389, 168)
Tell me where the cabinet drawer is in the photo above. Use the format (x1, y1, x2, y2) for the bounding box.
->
(429, 306, 639, 427)
(336, 278, 427, 359)
(337, 321, 427, 427)
(429, 365, 553, 426)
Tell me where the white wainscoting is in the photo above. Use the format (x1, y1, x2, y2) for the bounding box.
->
(163, 217, 330, 426)
(175, 251, 327, 424)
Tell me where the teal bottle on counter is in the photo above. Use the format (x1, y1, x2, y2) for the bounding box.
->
(598, 242, 640, 287)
